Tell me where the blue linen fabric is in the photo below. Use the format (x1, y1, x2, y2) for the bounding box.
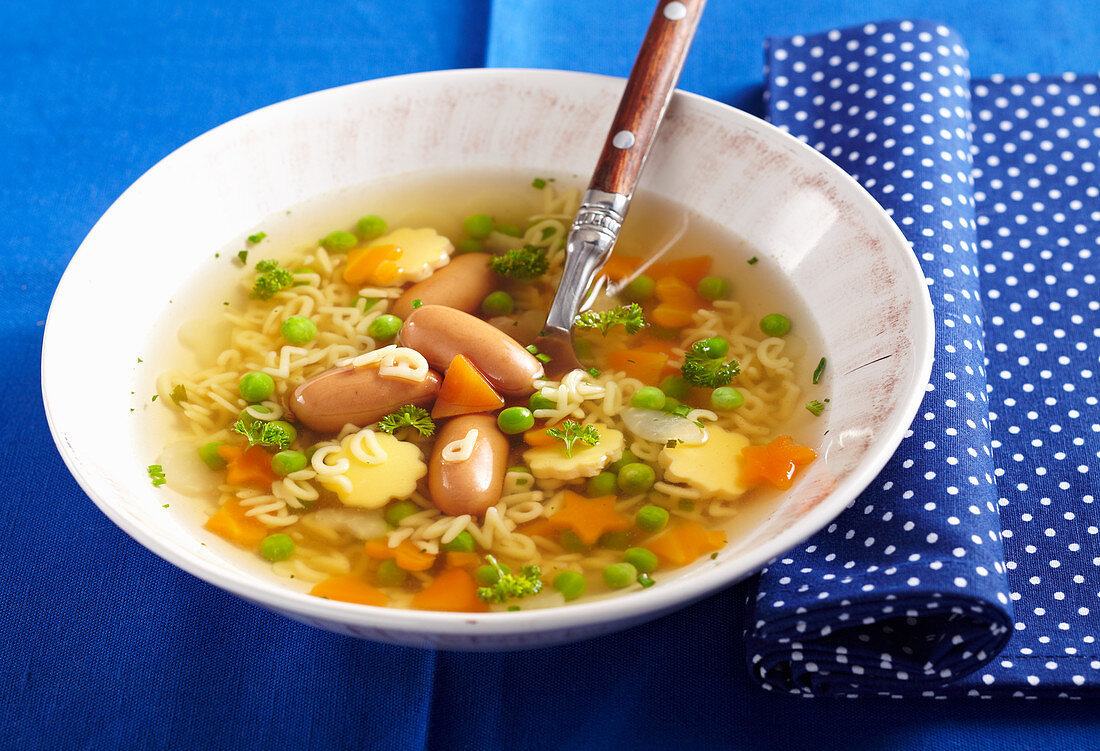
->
(750, 20, 1100, 697)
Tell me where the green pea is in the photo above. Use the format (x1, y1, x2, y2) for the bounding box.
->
(238, 372, 275, 402)
(620, 274, 656, 302)
(443, 530, 477, 553)
(475, 562, 510, 586)
(623, 547, 658, 574)
(356, 215, 387, 240)
(367, 314, 403, 342)
(711, 386, 745, 411)
(661, 397, 681, 414)
(304, 444, 320, 462)
(617, 463, 656, 494)
(497, 406, 534, 435)
(697, 276, 731, 300)
(384, 499, 420, 527)
(322, 230, 358, 252)
(608, 450, 638, 474)
(462, 214, 494, 239)
(528, 393, 557, 412)
(587, 472, 617, 497)
(455, 238, 483, 254)
(280, 316, 317, 345)
(481, 291, 515, 317)
(495, 223, 522, 237)
(560, 529, 589, 553)
(598, 530, 631, 550)
(198, 441, 227, 470)
(271, 450, 307, 476)
(260, 534, 295, 562)
(635, 505, 669, 533)
(376, 558, 406, 587)
(659, 375, 691, 400)
(760, 313, 791, 336)
(630, 385, 666, 411)
(603, 562, 638, 589)
(697, 336, 729, 359)
(553, 570, 587, 601)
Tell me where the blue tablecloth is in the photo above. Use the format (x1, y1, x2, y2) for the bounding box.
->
(5, 1, 1100, 749)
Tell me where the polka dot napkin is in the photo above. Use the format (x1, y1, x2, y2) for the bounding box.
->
(747, 20, 1099, 698)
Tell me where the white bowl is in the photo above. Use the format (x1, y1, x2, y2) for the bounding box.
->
(43, 69, 933, 650)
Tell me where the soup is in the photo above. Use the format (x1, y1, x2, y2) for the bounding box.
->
(151, 172, 825, 612)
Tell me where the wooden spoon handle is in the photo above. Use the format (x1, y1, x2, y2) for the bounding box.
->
(588, 0, 706, 197)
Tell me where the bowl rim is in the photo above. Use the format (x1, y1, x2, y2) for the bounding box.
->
(42, 67, 935, 639)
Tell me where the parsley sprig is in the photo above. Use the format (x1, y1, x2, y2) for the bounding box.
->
(232, 417, 293, 450)
(680, 340, 741, 388)
(573, 303, 647, 336)
(487, 245, 549, 279)
(545, 420, 600, 458)
(377, 405, 436, 437)
(251, 259, 294, 300)
(476, 555, 543, 604)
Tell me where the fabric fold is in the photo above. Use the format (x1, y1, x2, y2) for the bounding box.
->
(746, 20, 1014, 696)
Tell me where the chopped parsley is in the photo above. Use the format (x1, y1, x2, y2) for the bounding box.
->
(251, 259, 294, 300)
(237, 250, 249, 265)
(680, 340, 741, 388)
(812, 357, 827, 385)
(586, 367, 601, 378)
(805, 400, 827, 417)
(545, 420, 600, 458)
(169, 384, 188, 405)
(377, 405, 436, 437)
(232, 417, 293, 450)
(532, 177, 547, 189)
(488, 245, 549, 279)
(748, 256, 758, 265)
(150, 394, 158, 402)
(247, 231, 267, 244)
(476, 555, 543, 604)
(147, 464, 167, 487)
(411, 298, 423, 309)
(573, 303, 647, 336)
(637, 573, 656, 588)
(540, 226, 556, 241)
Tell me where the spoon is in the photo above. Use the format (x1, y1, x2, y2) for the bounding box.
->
(535, 0, 706, 377)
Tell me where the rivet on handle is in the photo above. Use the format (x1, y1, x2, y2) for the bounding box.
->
(612, 130, 637, 149)
(663, 2, 687, 20)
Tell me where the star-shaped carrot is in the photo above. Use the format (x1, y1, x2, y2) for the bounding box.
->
(740, 435, 816, 491)
(547, 490, 631, 545)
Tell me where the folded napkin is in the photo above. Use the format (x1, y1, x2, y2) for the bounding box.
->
(748, 19, 1100, 698)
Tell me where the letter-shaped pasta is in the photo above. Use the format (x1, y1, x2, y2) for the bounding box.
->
(345, 429, 388, 466)
(339, 344, 397, 369)
(441, 428, 479, 463)
(378, 347, 429, 383)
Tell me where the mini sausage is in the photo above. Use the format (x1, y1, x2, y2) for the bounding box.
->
(429, 415, 508, 517)
(399, 305, 543, 397)
(391, 253, 495, 320)
(289, 364, 441, 433)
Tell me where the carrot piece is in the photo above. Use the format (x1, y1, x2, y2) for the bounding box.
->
(601, 254, 643, 280)
(649, 255, 712, 286)
(411, 567, 488, 612)
(523, 425, 558, 447)
(606, 349, 668, 383)
(517, 518, 557, 538)
(652, 276, 704, 329)
(547, 490, 631, 545)
(311, 575, 388, 607)
(204, 497, 269, 549)
(431, 354, 506, 419)
(363, 538, 437, 572)
(219, 444, 280, 487)
(343, 244, 403, 286)
(648, 521, 727, 567)
(445, 551, 481, 569)
(740, 435, 817, 490)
